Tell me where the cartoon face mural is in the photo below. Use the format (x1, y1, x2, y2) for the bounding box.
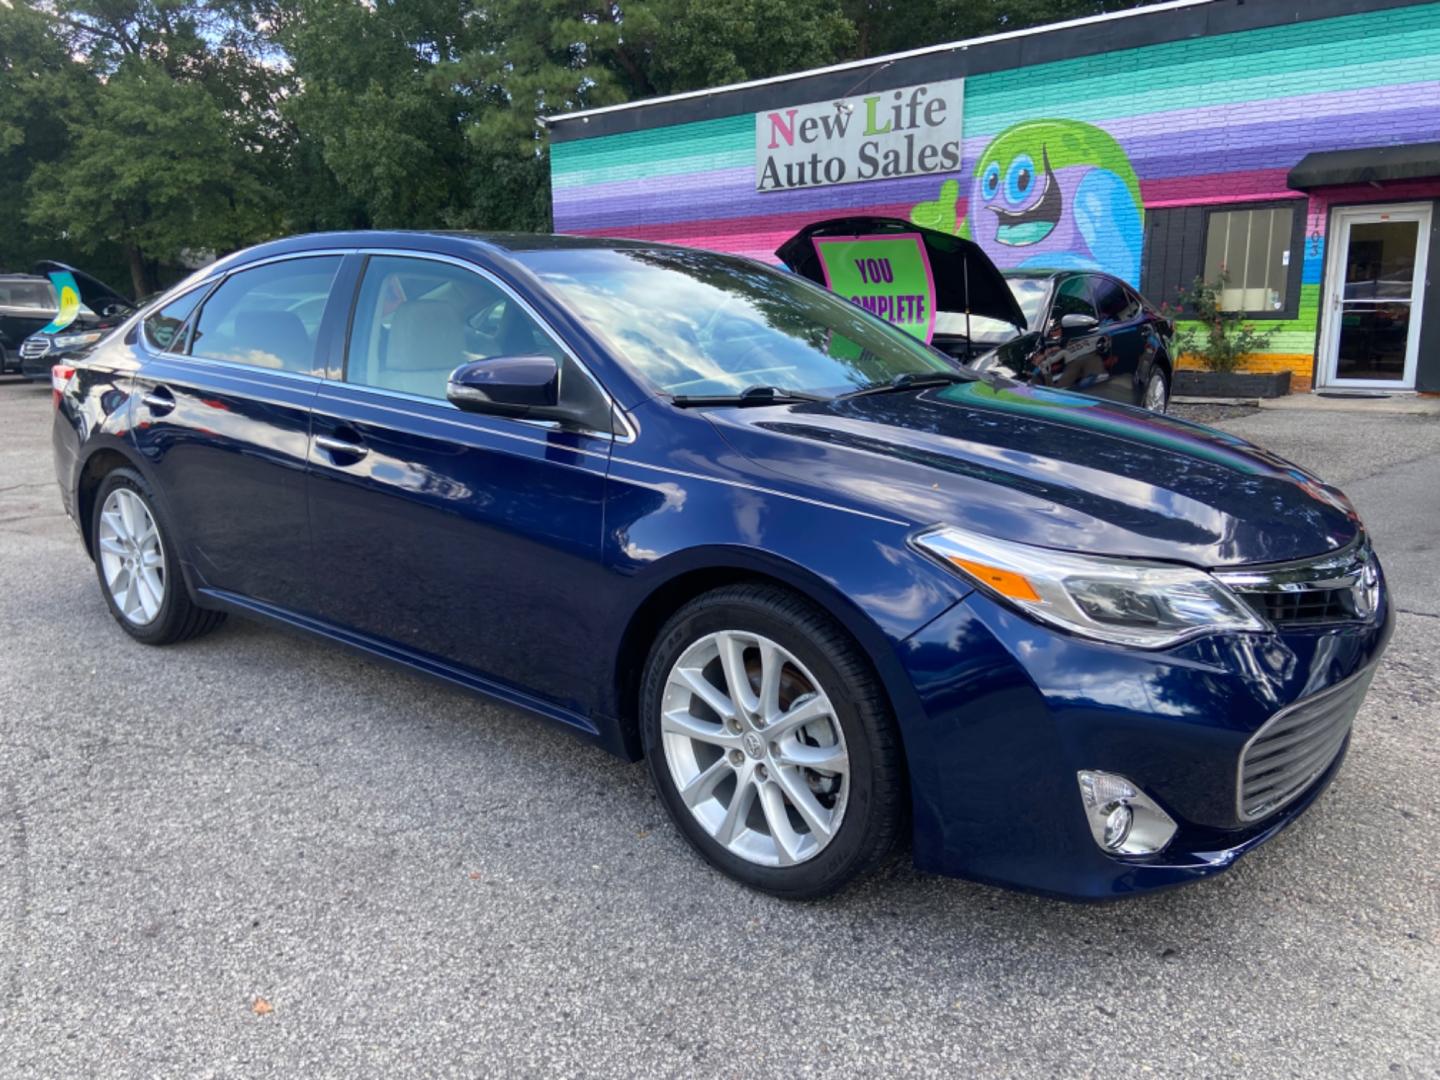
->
(911, 120, 1145, 286)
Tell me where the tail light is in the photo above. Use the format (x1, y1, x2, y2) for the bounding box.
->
(51, 363, 76, 408)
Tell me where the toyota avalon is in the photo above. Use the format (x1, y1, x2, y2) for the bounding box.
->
(51, 231, 1391, 900)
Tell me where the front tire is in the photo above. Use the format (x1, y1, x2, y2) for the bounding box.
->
(1142, 365, 1170, 413)
(91, 467, 225, 645)
(641, 585, 905, 898)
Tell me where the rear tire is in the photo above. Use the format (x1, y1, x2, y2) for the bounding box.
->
(641, 584, 905, 899)
(91, 467, 225, 645)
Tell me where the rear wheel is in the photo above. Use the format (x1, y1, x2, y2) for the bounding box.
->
(1142, 365, 1170, 412)
(91, 468, 225, 644)
(641, 585, 904, 898)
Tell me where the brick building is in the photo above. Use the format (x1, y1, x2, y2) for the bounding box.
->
(547, 0, 1440, 393)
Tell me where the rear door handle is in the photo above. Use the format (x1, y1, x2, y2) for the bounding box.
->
(314, 433, 368, 460)
(141, 386, 175, 414)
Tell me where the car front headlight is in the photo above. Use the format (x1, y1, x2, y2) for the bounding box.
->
(50, 331, 104, 350)
(914, 525, 1268, 648)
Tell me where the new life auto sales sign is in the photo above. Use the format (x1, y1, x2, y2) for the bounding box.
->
(755, 79, 963, 193)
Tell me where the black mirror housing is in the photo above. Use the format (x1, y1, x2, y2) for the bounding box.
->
(446, 355, 560, 418)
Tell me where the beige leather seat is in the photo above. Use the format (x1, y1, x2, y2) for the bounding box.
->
(380, 299, 467, 398)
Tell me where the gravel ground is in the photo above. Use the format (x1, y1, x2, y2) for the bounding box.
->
(1169, 401, 1261, 424)
(1, 377, 1436, 1078)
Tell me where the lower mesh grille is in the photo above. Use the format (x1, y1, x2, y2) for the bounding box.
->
(1238, 666, 1375, 821)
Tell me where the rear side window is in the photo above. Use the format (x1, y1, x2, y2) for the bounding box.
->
(345, 255, 610, 429)
(1090, 276, 1141, 324)
(0, 279, 55, 314)
(142, 287, 208, 352)
(189, 257, 341, 373)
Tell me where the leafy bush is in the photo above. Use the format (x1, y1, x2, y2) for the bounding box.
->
(1170, 274, 1275, 374)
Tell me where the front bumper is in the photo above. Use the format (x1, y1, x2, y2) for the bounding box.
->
(897, 580, 1392, 900)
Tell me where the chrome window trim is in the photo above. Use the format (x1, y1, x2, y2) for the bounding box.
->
(348, 248, 636, 444)
(140, 249, 353, 366)
(142, 351, 327, 388)
(132, 244, 637, 444)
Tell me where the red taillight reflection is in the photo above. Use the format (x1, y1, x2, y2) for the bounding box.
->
(51, 364, 76, 408)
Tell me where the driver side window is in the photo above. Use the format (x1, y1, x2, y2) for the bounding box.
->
(344, 256, 608, 430)
(347, 256, 554, 399)
(1051, 276, 1097, 324)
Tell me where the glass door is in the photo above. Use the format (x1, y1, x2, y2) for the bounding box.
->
(1318, 203, 1431, 389)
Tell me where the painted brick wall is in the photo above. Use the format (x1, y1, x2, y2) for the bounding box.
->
(552, 3, 1440, 388)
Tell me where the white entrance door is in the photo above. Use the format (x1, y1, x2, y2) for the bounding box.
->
(1317, 202, 1431, 390)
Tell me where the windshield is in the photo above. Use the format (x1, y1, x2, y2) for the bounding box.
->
(1006, 276, 1051, 330)
(515, 247, 955, 398)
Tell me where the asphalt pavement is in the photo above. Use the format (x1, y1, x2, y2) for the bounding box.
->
(1, 378, 1436, 1077)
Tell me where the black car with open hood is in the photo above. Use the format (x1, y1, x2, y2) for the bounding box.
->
(777, 216, 1027, 362)
(778, 217, 1176, 412)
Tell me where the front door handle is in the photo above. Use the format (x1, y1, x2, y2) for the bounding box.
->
(314, 433, 368, 460)
(140, 386, 175, 414)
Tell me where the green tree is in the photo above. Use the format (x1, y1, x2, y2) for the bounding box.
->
(841, 0, 1153, 60)
(27, 62, 277, 295)
(277, 0, 473, 230)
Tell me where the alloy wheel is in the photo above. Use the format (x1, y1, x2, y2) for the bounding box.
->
(97, 488, 167, 625)
(660, 630, 849, 867)
(1144, 371, 1168, 412)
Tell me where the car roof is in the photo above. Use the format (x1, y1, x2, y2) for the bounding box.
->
(242, 229, 679, 256)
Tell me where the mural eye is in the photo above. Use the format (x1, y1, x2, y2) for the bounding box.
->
(1005, 154, 1036, 205)
(981, 163, 1000, 200)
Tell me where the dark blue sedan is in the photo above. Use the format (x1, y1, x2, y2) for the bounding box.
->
(51, 231, 1391, 900)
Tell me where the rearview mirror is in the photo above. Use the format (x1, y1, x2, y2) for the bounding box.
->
(1059, 313, 1099, 336)
(446, 355, 559, 418)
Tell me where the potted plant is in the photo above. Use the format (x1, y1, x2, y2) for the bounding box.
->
(1168, 274, 1290, 398)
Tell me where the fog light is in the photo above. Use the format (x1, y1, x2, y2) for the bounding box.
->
(1102, 803, 1133, 850)
(1077, 771, 1177, 856)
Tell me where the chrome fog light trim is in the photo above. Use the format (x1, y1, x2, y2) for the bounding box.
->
(1077, 771, 1177, 856)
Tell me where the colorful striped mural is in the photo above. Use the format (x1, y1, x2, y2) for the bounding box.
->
(552, 3, 1440, 389)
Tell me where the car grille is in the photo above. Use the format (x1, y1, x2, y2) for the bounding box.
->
(1237, 665, 1375, 821)
(1215, 538, 1380, 629)
(19, 336, 51, 360)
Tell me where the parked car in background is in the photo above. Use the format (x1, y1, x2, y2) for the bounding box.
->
(0, 272, 59, 375)
(974, 269, 1175, 411)
(3, 263, 135, 380)
(52, 230, 1389, 901)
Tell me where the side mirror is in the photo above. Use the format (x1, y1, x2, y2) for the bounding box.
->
(446, 355, 559, 418)
(1059, 313, 1099, 336)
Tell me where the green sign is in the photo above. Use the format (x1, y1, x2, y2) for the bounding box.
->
(811, 233, 937, 342)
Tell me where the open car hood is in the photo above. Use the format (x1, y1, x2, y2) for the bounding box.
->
(33, 260, 132, 314)
(776, 216, 1027, 333)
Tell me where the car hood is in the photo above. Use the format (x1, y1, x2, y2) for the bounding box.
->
(706, 380, 1361, 568)
(34, 260, 131, 313)
(777, 216, 1027, 333)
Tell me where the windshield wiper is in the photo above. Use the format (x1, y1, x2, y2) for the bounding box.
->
(839, 370, 970, 399)
(670, 384, 829, 408)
